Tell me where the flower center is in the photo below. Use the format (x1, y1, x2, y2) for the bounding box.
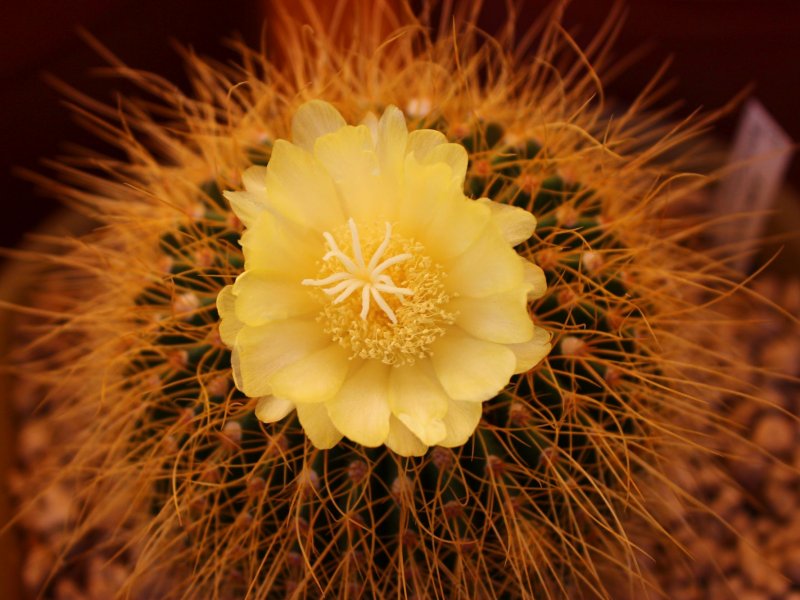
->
(302, 219, 455, 366)
(303, 219, 414, 324)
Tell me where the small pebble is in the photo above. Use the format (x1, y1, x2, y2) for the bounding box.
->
(738, 537, 783, 592)
(737, 591, 769, 600)
(26, 485, 72, 533)
(751, 412, 795, 457)
(783, 546, 800, 585)
(22, 544, 53, 591)
(760, 335, 800, 376)
(87, 557, 130, 600)
(18, 420, 50, 465)
(55, 579, 83, 600)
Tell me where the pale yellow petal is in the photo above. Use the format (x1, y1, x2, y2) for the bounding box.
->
(398, 157, 459, 229)
(296, 402, 343, 449)
(451, 285, 534, 344)
(421, 197, 491, 261)
(399, 156, 490, 260)
(231, 319, 329, 397)
(508, 326, 552, 373)
(406, 129, 447, 158)
(233, 271, 317, 326)
(389, 360, 448, 446)
(314, 125, 377, 181)
(255, 395, 295, 423)
(361, 111, 379, 144)
(224, 190, 266, 229)
(227, 165, 267, 227)
(291, 100, 347, 152)
(438, 399, 483, 448)
(241, 210, 322, 280)
(430, 327, 517, 402)
(216, 285, 243, 347)
(326, 360, 391, 447)
(242, 165, 267, 193)
(385, 416, 428, 457)
(268, 344, 350, 403)
(231, 346, 261, 396)
(425, 143, 468, 184)
(266, 139, 344, 231)
(446, 226, 524, 298)
(397, 414, 446, 448)
(313, 125, 385, 222)
(478, 198, 537, 246)
(376, 105, 407, 184)
(522, 260, 547, 300)
(406, 129, 466, 183)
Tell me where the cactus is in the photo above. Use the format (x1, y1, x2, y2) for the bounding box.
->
(8, 2, 758, 598)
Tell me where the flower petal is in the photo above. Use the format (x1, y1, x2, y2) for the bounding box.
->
(233, 271, 317, 325)
(242, 165, 267, 193)
(266, 139, 344, 231)
(508, 326, 552, 373)
(406, 129, 467, 183)
(291, 100, 347, 152)
(438, 399, 483, 448)
(361, 111, 379, 144)
(224, 191, 266, 229)
(424, 143, 468, 184)
(399, 156, 490, 260)
(268, 344, 350, 403)
(430, 327, 517, 402)
(522, 260, 547, 300)
(227, 165, 267, 227)
(398, 157, 461, 231)
(406, 129, 447, 158)
(314, 125, 385, 222)
(241, 210, 322, 280)
(446, 226, 524, 297)
(478, 198, 537, 246)
(389, 360, 448, 446)
(231, 319, 329, 397)
(420, 196, 491, 261)
(314, 125, 377, 181)
(296, 402, 343, 449)
(326, 360, 391, 447)
(451, 285, 534, 344)
(385, 416, 428, 457)
(216, 285, 244, 346)
(255, 395, 295, 423)
(376, 105, 408, 184)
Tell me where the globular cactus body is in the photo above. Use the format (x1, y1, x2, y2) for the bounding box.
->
(7, 3, 752, 599)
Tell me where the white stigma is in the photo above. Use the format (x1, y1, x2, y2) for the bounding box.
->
(302, 219, 414, 324)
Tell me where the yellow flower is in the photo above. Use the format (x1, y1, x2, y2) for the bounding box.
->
(217, 100, 551, 456)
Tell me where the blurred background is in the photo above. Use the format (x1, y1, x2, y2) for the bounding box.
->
(0, 0, 798, 250)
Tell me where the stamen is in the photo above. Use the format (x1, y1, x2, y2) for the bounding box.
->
(333, 280, 362, 304)
(321, 279, 355, 296)
(348, 218, 366, 268)
(301, 272, 352, 287)
(306, 222, 455, 366)
(370, 287, 398, 323)
(322, 232, 359, 272)
(360, 285, 371, 320)
(372, 253, 413, 275)
(302, 220, 414, 322)
(367, 222, 393, 271)
(374, 283, 414, 296)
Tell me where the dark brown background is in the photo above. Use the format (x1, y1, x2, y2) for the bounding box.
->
(1, 0, 798, 247)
